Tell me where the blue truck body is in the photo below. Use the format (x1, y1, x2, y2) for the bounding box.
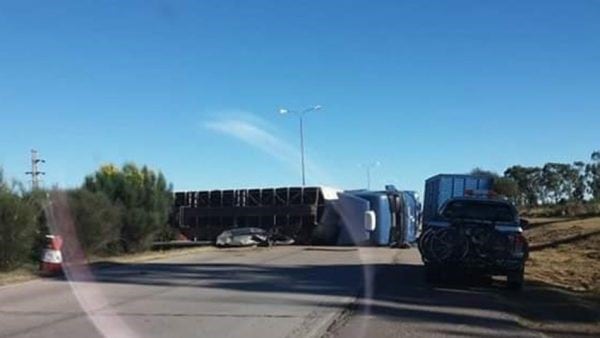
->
(334, 192, 372, 245)
(401, 191, 421, 243)
(422, 174, 493, 225)
(336, 187, 421, 246)
(350, 191, 393, 246)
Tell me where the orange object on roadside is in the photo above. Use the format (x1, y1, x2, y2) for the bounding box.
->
(40, 235, 63, 275)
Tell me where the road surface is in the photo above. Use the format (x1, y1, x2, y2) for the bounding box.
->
(0, 247, 594, 338)
(329, 249, 542, 338)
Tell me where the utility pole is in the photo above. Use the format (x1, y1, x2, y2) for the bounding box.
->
(25, 149, 45, 190)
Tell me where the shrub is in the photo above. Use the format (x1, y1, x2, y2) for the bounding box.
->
(83, 163, 173, 252)
(0, 173, 38, 270)
(68, 189, 122, 255)
(493, 177, 519, 200)
(24, 189, 51, 263)
(521, 201, 600, 218)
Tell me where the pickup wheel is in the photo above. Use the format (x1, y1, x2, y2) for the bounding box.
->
(425, 265, 442, 283)
(507, 268, 524, 291)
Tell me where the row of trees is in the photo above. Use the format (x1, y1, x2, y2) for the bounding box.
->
(0, 163, 173, 271)
(0, 173, 39, 270)
(80, 163, 174, 253)
(477, 151, 600, 208)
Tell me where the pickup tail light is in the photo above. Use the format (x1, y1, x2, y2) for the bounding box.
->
(511, 234, 527, 255)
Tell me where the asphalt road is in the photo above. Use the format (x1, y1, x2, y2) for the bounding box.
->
(0, 247, 392, 338)
(328, 249, 542, 338)
(0, 246, 593, 338)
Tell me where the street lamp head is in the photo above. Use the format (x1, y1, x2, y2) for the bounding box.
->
(277, 104, 322, 186)
(359, 161, 381, 169)
(303, 105, 322, 113)
(280, 105, 322, 115)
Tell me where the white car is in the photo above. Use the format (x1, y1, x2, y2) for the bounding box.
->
(215, 227, 268, 247)
(215, 227, 295, 247)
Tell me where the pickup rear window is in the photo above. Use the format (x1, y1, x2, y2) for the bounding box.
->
(441, 200, 517, 223)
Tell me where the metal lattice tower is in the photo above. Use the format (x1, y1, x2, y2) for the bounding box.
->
(25, 149, 45, 190)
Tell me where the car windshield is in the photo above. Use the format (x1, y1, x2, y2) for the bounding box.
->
(441, 200, 517, 223)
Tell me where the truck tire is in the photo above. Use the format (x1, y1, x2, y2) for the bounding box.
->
(507, 269, 524, 291)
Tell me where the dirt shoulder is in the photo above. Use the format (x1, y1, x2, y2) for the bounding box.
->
(497, 281, 600, 337)
(0, 245, 215, 287)
(0, 265, 38, 286)
(496, 216, 600, 336)
(524, 216, 600, 294)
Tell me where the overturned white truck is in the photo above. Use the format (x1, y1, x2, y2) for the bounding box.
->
(172, 185, 421, 247)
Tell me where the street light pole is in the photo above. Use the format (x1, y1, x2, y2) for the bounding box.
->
(299, 115, 306, 186)
(279, 105, 322, 186)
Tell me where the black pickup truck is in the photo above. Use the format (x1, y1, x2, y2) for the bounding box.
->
(419, 197, 529, 290)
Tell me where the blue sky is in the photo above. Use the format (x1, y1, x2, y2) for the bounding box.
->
(1, 0, 599, 194)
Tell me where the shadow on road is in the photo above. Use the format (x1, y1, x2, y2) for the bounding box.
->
(364, 263, 600, 337)
(53, 252, 599, 337)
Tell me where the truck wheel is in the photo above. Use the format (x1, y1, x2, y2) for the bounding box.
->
(425, 265, 442, 283)
(507, 269, 524, 291)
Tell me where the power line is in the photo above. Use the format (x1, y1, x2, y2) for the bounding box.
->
(25, 149, 45, 190)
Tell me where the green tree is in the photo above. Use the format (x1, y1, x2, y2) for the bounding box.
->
(493, 177, 519, 200)
(573, 161, 587, 202)
(22, 189, 51, 263)
(559, 163, 580, 202)
(68, 189, 122, 255)
(540, 163, 580, 203)
(0, 171, 39, 270)
(587, 151, 600, 201)
(504, 166, 543, 206)
(83, 163, 173, 252)
(470, 168, 499, 178)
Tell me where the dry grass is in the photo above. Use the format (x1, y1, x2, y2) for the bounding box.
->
(0, 264, 38, 286)
(0, 246, 215, 287)
(524, 216, 600, 294)
(488, 217, 600, 336)
(88, 246, 215, 265)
